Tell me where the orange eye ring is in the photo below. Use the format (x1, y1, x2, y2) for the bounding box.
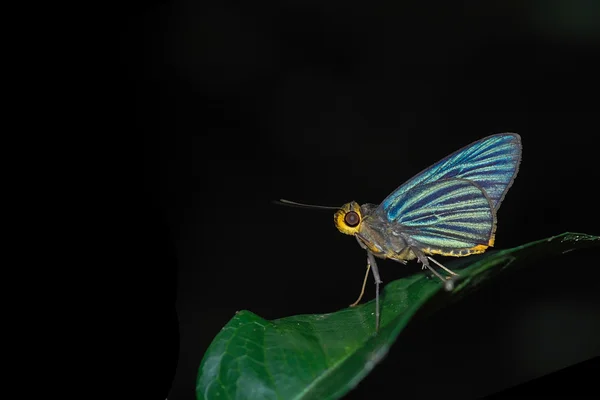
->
(334, 202, 362, 236)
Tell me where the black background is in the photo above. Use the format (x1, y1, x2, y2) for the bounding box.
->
(115, 1, 600, 399)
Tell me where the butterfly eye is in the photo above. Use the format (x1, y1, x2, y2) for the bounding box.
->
(344, 211, 360, 227)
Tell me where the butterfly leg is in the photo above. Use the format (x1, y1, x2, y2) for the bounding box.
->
(367, 252, 383, 332)
(427, 256, 458, 291)
(427, 256, 459, 276)
(412, 248, 456, 292)
(349, 260, 371, 307)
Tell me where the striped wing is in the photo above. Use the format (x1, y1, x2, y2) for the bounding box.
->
(388, 179, 495, 252)
(381, 133, 521, 213)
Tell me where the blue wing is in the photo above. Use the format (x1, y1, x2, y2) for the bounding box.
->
(388, 178, 495, 253)
(381, 133, 521, 214)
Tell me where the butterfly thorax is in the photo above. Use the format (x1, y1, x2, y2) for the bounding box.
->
(334, 202, 416, 261)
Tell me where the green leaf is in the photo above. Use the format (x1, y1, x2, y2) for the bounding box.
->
(196, 232, 599, 400)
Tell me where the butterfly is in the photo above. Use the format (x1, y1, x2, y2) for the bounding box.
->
(278, 133, 522, 331)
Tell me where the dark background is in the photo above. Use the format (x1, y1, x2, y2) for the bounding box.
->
(116, 1, 600, 399)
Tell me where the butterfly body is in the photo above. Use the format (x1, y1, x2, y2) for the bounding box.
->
(333, 133, 522, 330)
(335, 179, 499, 265)
(276, 133, 522, 332)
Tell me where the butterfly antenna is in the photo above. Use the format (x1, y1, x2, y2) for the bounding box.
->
(273, 199, 340, 210)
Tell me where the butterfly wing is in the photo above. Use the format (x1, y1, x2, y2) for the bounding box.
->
(387, 178, 496, 255)
(381, 133, 521, 213)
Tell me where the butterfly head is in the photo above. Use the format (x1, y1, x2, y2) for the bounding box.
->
(334, 201, 363, 236)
